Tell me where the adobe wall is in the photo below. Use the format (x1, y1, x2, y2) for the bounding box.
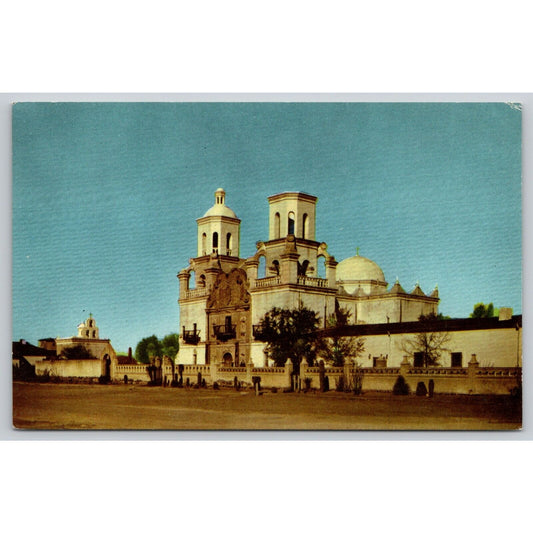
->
(35, 359, 103, 378)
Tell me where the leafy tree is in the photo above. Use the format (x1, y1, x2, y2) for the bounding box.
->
(470, 302, 495, 318)
(60, 344, 94, 360)
(135, 335, 162, 364)
(320, 304, 365, 366)
(161, 333, 180, 361)
(400, 329, 451, 367)
(257, 306, 320, 367)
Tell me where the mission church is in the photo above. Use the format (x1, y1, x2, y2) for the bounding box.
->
(177, 188, 440, 368)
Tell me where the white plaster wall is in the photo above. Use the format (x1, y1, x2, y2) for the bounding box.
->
(359, 328, 521, 368)
(179, 299, 208, 337)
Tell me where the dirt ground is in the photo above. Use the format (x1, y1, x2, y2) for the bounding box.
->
(12, 381, 522, 430)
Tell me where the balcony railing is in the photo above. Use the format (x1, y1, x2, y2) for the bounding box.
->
(184, 287, 209, 299)
(253, 276, 281, 289)
(213, 324, 237, 341)
(297, 276, 328, 288)
(182, 329, 201, 345)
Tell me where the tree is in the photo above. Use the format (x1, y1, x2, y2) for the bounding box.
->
(135, 335, 162, 364)
(161, 333, 180, 362)
(470, 302, 495, 318)
(256, 306, 320, 367)
(320, 304, 365, 366)
(400, 328, 451, 367)
(419, 312, 451, 321)
(60, 344, 94, 360)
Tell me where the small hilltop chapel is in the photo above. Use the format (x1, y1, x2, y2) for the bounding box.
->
(177, 188, 440, 368)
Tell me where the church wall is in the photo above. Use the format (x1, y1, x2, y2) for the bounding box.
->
(356, 327, 521, 368)
(336, 296, 438, 325)
(398, 298, 438, 322)
(356, 298, 400, 324)
(178, 343, 206, 364)
(179, 299, 208, 339)
(250, 288, 335, 326)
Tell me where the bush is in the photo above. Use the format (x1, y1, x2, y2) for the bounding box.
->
(304, 377, 312, 392)
(416, 382, 428, 396)
(353, 369, 363, 395)
(336, 376, 345, 392)
(392, 376, 410, 395)
(213, 382, 219, 390)
(271, 387, 278, 393)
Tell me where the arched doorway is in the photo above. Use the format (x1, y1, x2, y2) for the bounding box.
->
(222, 353, 233, 367)
(102, 354, 111, 381)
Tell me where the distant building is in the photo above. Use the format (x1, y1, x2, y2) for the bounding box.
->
(54, 314, 116, 361)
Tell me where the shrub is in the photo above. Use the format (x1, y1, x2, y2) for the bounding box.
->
(271, 387, 278, 393)
(416, 382, 428, 396)
(392, 376, 410, 395)
(336, 376, 345, 392)
(213, 382, 219, 390)
(304, 377, 312, 392)
(353, 368, 363, 395)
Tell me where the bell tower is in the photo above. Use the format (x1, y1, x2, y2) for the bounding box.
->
(196, 188, 241, 258)
(267, 192, 317, 241)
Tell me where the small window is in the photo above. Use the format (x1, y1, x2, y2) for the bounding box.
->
(451, 352, 463, 367)
(226, 232, 232, 255)
(212, 232, 218, 252)
(274, 212, 281, 239)
(288, 212, 295, 235)
(414, 352, 424, 367)
(302, 213, 309, 239)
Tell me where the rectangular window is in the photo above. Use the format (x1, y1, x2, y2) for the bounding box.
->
(451, 352, 463, 367)
(414, 352, 424, 367)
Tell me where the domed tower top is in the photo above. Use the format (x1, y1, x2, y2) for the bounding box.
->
(202, 188, 238, 218)
(197, 188, 241, 257)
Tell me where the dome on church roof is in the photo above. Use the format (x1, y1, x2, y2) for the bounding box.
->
(336, 254, 386, 283)
(202, 188, 239, 218)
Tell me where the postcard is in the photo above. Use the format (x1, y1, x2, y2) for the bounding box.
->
(12, 101, 522, 430)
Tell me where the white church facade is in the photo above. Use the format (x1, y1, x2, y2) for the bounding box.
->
(177, 189, 441, 368)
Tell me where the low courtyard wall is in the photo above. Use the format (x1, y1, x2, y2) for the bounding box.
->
(35, 359, 103, 378)
(107, 356, 522, 395)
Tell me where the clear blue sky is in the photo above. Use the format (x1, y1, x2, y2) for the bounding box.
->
(12, 102, 522, 352)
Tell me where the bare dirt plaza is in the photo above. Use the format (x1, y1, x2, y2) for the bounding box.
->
(13, 382, 521, 430)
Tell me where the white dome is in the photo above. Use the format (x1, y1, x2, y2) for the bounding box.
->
(336, 255, 386, 282)
(203, 204, 238, 218)
(202, 188, 238, 218)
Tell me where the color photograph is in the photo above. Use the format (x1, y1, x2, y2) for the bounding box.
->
(12, 101, 522, 430)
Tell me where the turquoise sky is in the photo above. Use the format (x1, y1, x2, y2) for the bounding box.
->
(12, 102, 522, 352)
